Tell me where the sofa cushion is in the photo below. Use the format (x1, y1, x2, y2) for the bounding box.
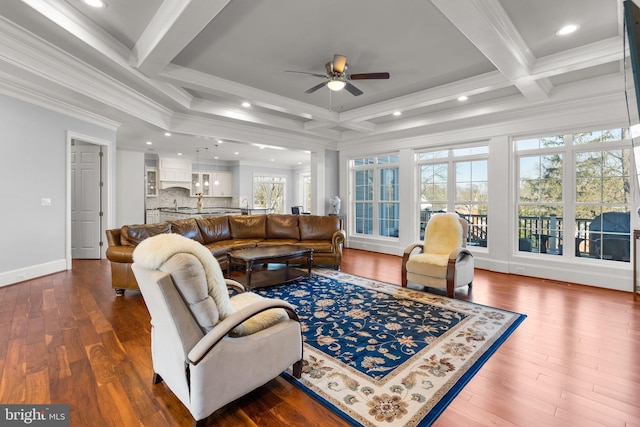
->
(171, 218, 204, 244)
(299, 215, 341, 240)
(205, 240, 258, 256)
(293, 240, 333, 253)
(120, 222, 171, 246)
(266, 214, 300, 240)
(196, 216, 231, 244)
(229, 215, 266, 239)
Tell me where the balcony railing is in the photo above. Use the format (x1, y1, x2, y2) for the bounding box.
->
(419, 210, 630, 262)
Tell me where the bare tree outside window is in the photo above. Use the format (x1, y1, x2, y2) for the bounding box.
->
(253, 175, 286, 213)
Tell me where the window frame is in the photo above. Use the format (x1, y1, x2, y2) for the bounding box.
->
(416, 143, 489, 245)
(350, 153, 400, 239)
(514, 128, 632, 262)
(252, 173, 287, 214)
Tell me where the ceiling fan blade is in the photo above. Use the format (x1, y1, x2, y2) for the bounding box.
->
(344, 82, 363, 96)
(285, 70, 327, 78)
(305, 81, 328, 94)
(333, 54, 347, 74)
(349, 72, 390, 80)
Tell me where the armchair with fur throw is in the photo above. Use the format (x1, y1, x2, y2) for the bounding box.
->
(401, 212, 474, 298)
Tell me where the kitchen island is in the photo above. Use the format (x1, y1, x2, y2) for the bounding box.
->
(157, 207, 272, 222)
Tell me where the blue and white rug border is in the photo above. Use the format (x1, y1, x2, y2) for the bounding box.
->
(277, 268, 527, 427)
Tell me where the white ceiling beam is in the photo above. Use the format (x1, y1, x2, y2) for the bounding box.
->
(132, 0, 231, 75)
(0, 18, 172, 129)
(340, 71, 511, 123)
(304, 120, 336, 131)
(17, 1, 195, 110)
(339, 120, 377, 133)
(170, 113, 331, 151)
(531, 37, 624, 79)
(432, 0, 552, 101)
(190, 98, 307, 132)
(159, 64, 339, 121)
(347, 73, 625, 140)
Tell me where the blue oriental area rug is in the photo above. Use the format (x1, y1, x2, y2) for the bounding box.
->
(256, 269, 526, 427)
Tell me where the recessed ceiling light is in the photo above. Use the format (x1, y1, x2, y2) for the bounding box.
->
(146, 141, 152, 145)
(458, 95, 468, 101)
(217, 140, 223, 144)
(271, 158, 275, 162)
(393, 111, 402, 116)
(241, 102, 251, 108)
(83, 0, 106, 7)
(214, 156, 219, 160)
(177, 152, 183, 156)
(234, 152, 239, 155)
(556, 24, 579, 36)
(164, 132, 171, 137)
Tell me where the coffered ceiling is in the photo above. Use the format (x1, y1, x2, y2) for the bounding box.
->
(0, 0, 628, 166)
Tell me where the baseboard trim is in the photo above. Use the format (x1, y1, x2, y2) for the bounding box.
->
(0, 259, 68, 287)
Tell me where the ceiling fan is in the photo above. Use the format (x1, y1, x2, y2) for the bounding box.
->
(285, 54, 390, 96)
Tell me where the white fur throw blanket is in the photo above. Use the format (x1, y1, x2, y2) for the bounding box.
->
(133, 233, 286, 336)
(423, 213, 463, 265)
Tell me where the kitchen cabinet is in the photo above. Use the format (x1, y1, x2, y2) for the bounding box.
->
(210, 171, 233, 197)
(146, 209, 160, 224)
(146, 167, 158, 197)
(191, 171, 212, 197)
(191, 171, 232, 197)
(159, 158, 191, 188)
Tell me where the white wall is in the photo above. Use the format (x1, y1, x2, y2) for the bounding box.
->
(116, 150, 145, 226)
(0, 94, 116, 287)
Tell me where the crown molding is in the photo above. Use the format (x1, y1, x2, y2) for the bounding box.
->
(0, 70, 119, 130)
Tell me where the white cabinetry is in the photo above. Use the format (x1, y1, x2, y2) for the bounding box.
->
(191, 172, 212, 197)
(146, 167, 158, 197)
(159, 158, 191, 189)
(190, 171, 232, 197)
(211, 171, 233, 197)
(146, 209, 160, 224)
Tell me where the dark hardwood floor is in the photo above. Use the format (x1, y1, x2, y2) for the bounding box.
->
(0, 248, 639, 426)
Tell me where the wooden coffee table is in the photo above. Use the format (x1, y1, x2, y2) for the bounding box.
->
(226, 245, 313, 291)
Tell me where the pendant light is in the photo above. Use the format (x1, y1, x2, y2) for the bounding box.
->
(203, 147, 209, 187)
(214, 144, 220, 186)
(194, 149, 200, 188)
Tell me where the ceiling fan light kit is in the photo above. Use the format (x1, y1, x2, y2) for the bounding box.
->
(286, 54, 389, 97)
(327, 79, 347, 91)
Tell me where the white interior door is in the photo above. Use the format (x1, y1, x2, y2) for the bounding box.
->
(71, 142, 102, 259)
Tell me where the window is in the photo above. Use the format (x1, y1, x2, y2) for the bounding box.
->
(253, 174, 286, 213)
(352, 154, 399, 237)
(302, 174, 312, 213)
(515, 128, 631, 262)
(417, 145, 488, 245)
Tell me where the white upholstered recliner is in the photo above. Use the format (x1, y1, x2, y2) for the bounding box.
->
(401, 212, 474, 298)
(131, 233, 303, 427)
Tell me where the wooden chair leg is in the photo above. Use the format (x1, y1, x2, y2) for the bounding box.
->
(446, 260, 455, 298)
(193, 417, 209, 427)
(292, 359, 303, 378)
(401, 253, 410, 287)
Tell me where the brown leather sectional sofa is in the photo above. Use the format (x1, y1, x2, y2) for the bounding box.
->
(105, 214, 345, 295)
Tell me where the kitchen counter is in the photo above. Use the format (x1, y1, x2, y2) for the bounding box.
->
(157, 207, 272, 220)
